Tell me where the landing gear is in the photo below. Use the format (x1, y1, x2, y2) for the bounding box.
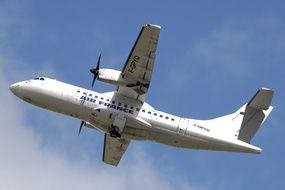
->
(109, 125, 121, 138)
(109, 114, 126, 138)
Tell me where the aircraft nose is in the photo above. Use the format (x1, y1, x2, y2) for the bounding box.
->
(9, 83, 21, 95)
(10, 81, 35, 103)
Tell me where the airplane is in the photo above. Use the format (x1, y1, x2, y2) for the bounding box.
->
(10, 24, 274, 167)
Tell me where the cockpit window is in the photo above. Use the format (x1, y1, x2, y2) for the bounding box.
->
(33, 77, 45, 81)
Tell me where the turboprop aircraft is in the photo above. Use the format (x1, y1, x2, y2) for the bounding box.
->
(10, 24, 274, 166)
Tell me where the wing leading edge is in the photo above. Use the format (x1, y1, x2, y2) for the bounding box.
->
(118, 24, 161, 103)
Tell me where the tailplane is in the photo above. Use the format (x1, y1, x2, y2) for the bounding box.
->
(237, 88, 274, 143)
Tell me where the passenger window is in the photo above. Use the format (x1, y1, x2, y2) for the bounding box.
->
(171, 118, 175, 121)
(40, 78, 45, 81)
(106, 99, 110, 102)
(124, 104, 128, 108)
(89, 94, 92, 97)
(118, 103, 121, 106)
(112, 101, 115, 104)
(101, 97, 104, 100)
(136, 108, 140, 112)
(142, 110, 145, 113)
(130, 106, 134, 109)
(165, 116, 169, 119)
(160, 115, 163, 118)
(95, 95, 98, 98)
(154, 113, 157, 116)
(77, 90, 80, 93)
(148, 111, 151, 114)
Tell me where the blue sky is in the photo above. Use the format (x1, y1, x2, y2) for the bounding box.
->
(1, 0, 284, 189)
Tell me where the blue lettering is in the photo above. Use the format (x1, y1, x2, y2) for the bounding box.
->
(80, 95, 134, 115)
(116, 106, 123, 111)
(104, 103, 110, 107)
(110, 104, 116, 109)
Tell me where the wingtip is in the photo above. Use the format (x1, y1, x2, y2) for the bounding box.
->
(260, 87, 274, 93)
(145, 24, 161, 29)
(253, 147, 262, 154)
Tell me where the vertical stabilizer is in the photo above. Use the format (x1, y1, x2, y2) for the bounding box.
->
(203, 88, 274, 144)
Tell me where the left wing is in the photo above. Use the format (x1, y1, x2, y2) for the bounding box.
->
(102, 133, 130, 166)
(118, 24, 161, 103)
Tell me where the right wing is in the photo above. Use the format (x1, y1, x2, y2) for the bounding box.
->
(102, 133, 130, 166)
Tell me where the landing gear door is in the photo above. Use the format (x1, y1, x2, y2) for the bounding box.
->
(109, 114, 126, 138)
(113, 114, 126, 133)
(178, 118, 188, 135)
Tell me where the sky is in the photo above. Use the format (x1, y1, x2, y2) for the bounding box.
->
(0, 0, 284, 189)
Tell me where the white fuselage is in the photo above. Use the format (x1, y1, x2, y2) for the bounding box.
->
(10, 77, 261, 154)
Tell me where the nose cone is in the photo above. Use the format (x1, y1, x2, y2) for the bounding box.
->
(10, 81, 35, 103)
(10, 83, 20, 95)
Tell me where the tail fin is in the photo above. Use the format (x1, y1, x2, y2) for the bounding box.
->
(237, 88, 274, 143)
(204, 88, 274, 144)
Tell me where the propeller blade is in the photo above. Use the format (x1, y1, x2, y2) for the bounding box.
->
(96, 53, 101, 70)
(78, 121, 85, 136)
(89, 53, 102, 88)
(91, 75, 96, 88)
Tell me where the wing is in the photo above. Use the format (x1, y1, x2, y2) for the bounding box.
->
(118, 24, 161, 103)
(102, 133, 130, 166)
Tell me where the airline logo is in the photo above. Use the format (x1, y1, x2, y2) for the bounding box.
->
(80, 96, 134, 114)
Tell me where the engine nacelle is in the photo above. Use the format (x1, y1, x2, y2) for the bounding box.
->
(97, 68, 132, 86)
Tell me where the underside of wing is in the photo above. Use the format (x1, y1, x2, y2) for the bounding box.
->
(102, 134, 130, 166)
(118, 24, 161, 103)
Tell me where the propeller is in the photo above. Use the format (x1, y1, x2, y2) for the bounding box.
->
(90, 53, 101, 88)
(78, 121, 85, 136)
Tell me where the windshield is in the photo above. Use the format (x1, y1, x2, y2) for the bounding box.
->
(33, 77, 45, 81)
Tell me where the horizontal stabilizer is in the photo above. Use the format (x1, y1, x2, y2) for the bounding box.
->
(248, 88, 274, 110)
(238, 88, 274, 143)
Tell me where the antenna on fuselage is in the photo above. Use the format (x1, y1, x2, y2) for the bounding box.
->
(89, 53, 101, 88)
